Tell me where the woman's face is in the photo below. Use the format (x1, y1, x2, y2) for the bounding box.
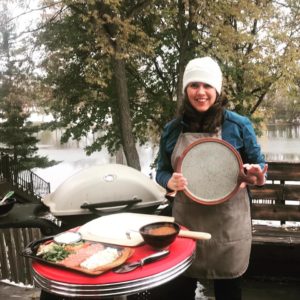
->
(186, 82, 217, 112)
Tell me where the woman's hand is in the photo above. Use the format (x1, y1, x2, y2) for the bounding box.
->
(240, 164, 268, 188)
(167, 172, 188, 191)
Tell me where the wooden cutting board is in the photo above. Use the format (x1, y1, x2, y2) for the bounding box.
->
(78, 213, 175, 247)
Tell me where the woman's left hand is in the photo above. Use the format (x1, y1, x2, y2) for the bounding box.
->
(240, 164, 268, 188)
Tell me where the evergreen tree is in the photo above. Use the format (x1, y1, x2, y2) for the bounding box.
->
(0, 1, 56, 169)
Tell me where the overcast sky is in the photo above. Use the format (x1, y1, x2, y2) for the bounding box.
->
(7, 0, 42, 34)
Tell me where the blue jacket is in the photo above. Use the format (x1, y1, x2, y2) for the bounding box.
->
(156, 109, 266, 189)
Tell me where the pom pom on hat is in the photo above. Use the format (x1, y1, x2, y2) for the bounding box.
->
(182, 57, 222, 94)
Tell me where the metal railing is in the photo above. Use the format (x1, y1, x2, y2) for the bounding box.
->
(0, 153, 50, 201)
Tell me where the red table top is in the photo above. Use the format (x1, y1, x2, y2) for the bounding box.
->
(32, 235, 196, 285)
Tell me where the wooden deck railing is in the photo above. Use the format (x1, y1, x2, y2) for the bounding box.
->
(0, 228, 42, 285)
(248, 161, 300, 278)
(250, 161, 300, 235)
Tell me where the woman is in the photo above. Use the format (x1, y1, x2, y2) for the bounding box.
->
(154, 57, 267, 300)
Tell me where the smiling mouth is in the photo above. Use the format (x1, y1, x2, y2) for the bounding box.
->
(195, 98, 207, 103)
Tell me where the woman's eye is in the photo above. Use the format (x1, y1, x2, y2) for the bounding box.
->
(189, 82, 213, 89)
(190, 82, 213, 89)
(190, 83, 199, 88)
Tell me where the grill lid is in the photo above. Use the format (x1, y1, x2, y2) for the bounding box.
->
(42, 164, 166, 216)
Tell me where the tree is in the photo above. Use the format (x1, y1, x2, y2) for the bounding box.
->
(264, 80, 300, 123)
(0, 0, 56, 169)
(37, 0, 157, 170)
(202, 0, 300, 117)
(35, 0, 300, 168)
(134, 0, 300, 137)
(128, 0, 213, 130)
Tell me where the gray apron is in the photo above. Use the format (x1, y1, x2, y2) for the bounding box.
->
(171, 132, 252, 279)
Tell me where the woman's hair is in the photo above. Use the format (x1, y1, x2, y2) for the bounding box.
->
(179, 93, 228, 133)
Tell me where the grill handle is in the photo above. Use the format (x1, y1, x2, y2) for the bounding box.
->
(80, 199, 142, 215)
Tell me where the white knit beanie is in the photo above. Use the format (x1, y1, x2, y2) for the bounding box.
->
(182, 57, 222, 94)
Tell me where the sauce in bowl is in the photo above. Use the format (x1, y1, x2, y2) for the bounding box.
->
(148, 226, 178, 236)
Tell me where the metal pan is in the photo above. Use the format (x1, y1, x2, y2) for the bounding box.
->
(176, 137, 253, 205)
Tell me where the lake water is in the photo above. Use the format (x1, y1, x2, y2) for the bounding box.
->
(259, 123, 300, 162)
(33, 124, 300, 192)
(34, 128, 158, 192)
